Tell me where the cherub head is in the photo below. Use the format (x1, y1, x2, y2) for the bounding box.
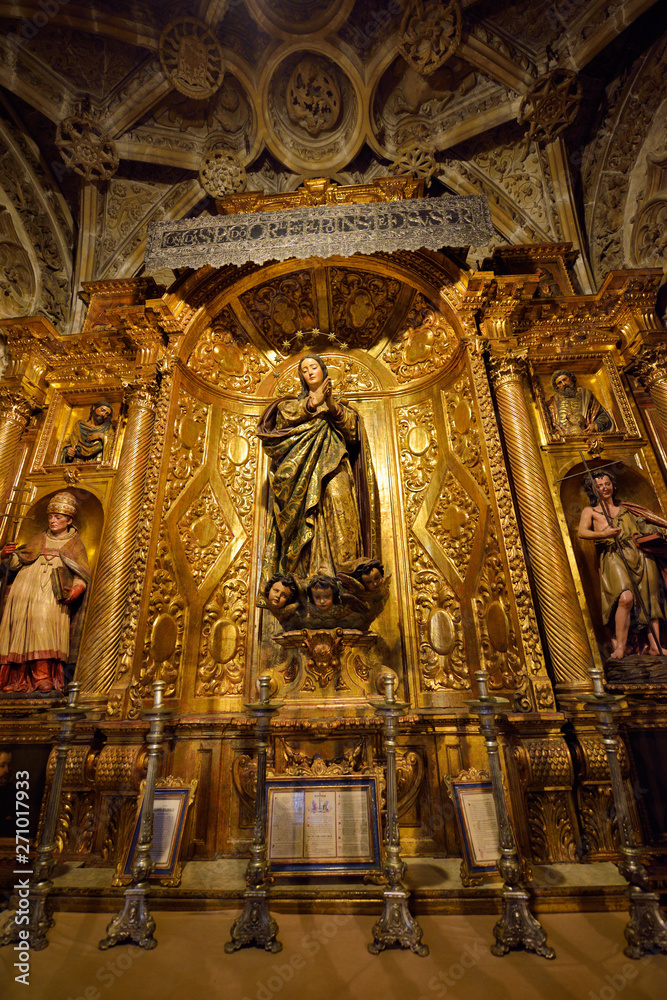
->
(306, 574, 340, 611)
(351, 559, 385, 592)
(264, 574, 298, 611)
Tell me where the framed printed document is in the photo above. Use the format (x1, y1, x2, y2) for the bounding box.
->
(266, 775, 382, 876)
(445, 769, 500, 885)
(114, 777, 197, 887)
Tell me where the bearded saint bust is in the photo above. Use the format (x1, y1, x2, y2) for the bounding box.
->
(546, 369, 613, 437)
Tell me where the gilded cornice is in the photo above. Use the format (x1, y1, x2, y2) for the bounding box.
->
(216, 176, 424, 215)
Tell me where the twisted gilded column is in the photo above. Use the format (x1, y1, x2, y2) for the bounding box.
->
(626, 347, 667, 431)
(76, 382, 158, 695)
(487, 354, 594, 694)
(0, 389, 32, 509)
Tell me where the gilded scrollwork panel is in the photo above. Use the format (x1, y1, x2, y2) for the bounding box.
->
(240, 270, 317, 353)
(129, 531, 185, 716)
(188, 307, 270, 391)
(196, 549, 249, 697)
(328, 267, 402, 350)
(396, 399, 468, 691)
(177, 481, 233, 587)
(426, 471, 478, 576)
(474, 526, 527, 700)
(443, 379, 488, 496)
(382, 297, 457, 382)
(195, 409, 259, 697)
(217, 412, 258, 531)
(164, 389, 209, 511)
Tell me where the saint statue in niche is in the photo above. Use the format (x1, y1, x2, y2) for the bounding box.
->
(578, 470, 667, 660)
(257, 354, 384, 629)
(546, 370, 613, 437)
(60, 400, 114, 463)
(0, 492, 90, 694)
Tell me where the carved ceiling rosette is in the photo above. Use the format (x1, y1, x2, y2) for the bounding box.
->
(56, 114, 119, 181)
(159, 17, 225, 100)
(262, 48, 363, 173)
(517, 68, 583, 147)
(199, 148, 247, 198)
(389, 141, 438, 186)
(398, 0, 463, 76)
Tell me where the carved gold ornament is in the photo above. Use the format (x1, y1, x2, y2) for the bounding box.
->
(518, 69, 583, 147)
(55, 115, 119, 181)
(398, 0, 462, 77)
(286, 55, 341, 137)
(159, 17, 225, 100)
(199, 148, 247, 198)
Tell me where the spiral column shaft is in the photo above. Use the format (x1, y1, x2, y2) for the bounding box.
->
(76, 385, 157, 695)
(488, 356, 594, 693)
(0, 391, 31, 511)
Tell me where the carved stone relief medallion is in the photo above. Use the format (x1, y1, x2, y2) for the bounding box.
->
(287, 55, 341, 137)
(398, 0, 462, 77)
(159, 18, 225, 100)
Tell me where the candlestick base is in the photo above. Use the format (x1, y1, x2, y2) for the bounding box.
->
(0, 882, 54, 951)
(99, 887, 157, 950)
(368, 887, 429, 956)
(225, 888, 282, 953)
(492, 888, 555, 959)
(624, 887, 667, 959)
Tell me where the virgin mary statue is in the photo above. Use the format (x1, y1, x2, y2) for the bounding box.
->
(257, 354, 377, 585)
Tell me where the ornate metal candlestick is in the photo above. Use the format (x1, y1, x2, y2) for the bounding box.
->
(583, 667, 667, 958)
(368, 674, 428, 956)
(467, 670, 555, 959)
(226, 674, 282, 953)
(99, 680, 170, 951)
(0, 683, 86, 950)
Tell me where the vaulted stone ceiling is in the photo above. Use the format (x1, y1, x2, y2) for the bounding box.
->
(0, 0, 665, 335)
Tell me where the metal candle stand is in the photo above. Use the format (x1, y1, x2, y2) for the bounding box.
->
(226, 674, 283, 953)
(467, 670, 555, 959)
(99, 680, 171, 951)
(368, 674, 428, 956)
(583, 667, 667, 959)
(0, 683, 86, 951)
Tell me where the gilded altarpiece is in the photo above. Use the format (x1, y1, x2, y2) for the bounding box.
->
(7, 242, 667, 879)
